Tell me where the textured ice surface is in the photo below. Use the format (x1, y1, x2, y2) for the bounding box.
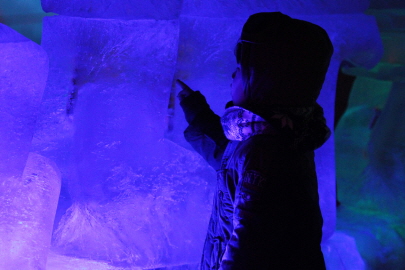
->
(335, 26, 405, 268)
(321, 231, 365, 270)
(0, 24, 50, 270)
(40, 16, 216, 267)
(181, 0, 369, 18)
(168, 16, 245, 149)
(36, 15, 179, 171)
(52, 139, 215, 267)
(0, 153, 61, 270)
(41, 0, 370, 20)
(337, 207, 405, 269)
(41, 0, 182, 20)
(364, 81, 405, 215)
(336, 64, 405, 215)
(0, 24, 48, 180)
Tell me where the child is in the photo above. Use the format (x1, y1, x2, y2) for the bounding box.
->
(177, 12, 333, 270)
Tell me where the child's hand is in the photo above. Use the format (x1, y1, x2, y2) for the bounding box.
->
(176, 79, 194, 101)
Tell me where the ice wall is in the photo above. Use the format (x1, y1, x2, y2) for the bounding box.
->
(0, 24, 58, 270)
(34, 0, 383, 269)
(335, 9, 405, 269)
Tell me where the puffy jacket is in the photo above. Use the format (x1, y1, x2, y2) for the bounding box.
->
(180, 91, 328, 270)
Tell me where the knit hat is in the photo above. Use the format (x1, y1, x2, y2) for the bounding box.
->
(236, 12, 333, 107)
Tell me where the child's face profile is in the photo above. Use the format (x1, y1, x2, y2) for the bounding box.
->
(231, 65, 246, 106)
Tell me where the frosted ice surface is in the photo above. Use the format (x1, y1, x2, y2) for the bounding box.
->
(321, 231, 365, 270)
(36, 15, 179, 168)
(337, 209, 405, 269)
(0, 153, 61, 270)
(168, 16, 245, 149)
(181, 0, 368, 18)
(52, 139, 215, 268)
(40, 16, 216, 267)
(41, 0, 182, 20)
(365, 81, 405, 215)
(181, 0, 280, 18)
(0, 24, 48, 179)
(278, 0, 369, 15)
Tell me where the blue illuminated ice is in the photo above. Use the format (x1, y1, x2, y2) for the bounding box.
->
(0, 153, 61, 270)
(41, 0, 182, 19)
(3, 0, 388, 268)
(39, 15, 216, 267)
(181, 0, 369, 18)
(0, 24, 53, 270)
(0, 24, 48, 181)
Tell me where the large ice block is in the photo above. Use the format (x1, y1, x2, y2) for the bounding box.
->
(364, 81, 405, 215)
(0, 153, 61, 270)
(321, 231, 365, 270)
(41, 15, 179, 199)
(0, 24, 48, 180)
(335, 64, 404, 216)
(41, 0, 181, 20)
(181, 0, 369, 18)
(41, 15, 217, 267)
(36, 15, 179, 170)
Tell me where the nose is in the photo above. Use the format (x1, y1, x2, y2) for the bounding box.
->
(232, 71, 236, 79)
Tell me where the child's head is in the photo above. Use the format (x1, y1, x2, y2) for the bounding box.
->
(233, 12, 333, 108)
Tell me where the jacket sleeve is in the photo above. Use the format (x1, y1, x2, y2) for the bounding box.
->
(179, 91, 229, 170)
(219, 168, 273, 270)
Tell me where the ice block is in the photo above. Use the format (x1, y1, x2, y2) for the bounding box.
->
(181, 0, 369, 18)
(0, 23, 48, 180)
(41, 15, 217, 267)
(41, 0, 182, 20)
(0, 153, 61, 270)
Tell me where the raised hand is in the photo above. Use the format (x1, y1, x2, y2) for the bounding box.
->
(176, 79, 194, 101)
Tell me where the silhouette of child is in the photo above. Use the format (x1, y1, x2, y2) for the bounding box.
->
(177, 12, 333, 270)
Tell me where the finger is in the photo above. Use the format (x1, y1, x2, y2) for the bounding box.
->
(176, 79, 190, 90)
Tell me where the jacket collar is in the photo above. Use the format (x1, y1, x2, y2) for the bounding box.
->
(221, 106, 277, 141)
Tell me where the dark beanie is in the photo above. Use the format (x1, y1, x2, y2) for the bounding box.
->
(238, 12, 333, 107)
